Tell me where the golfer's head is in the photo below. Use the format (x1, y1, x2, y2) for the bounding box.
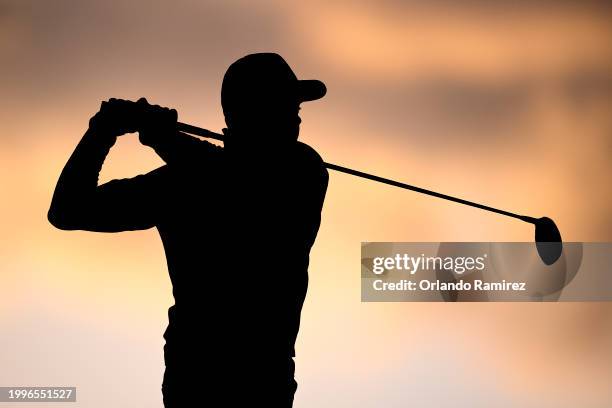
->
(221, 53, 326, 147)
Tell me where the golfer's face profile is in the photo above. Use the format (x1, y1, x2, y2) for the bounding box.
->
(262, 100, 301, 141)
(228, 99, 303, 146)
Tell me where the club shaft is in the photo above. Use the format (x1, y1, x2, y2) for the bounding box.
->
(176, 122, 535, 224)
(177, 122, 224, 142)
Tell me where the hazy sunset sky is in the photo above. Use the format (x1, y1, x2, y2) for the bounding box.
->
(1, 1, 611, 407)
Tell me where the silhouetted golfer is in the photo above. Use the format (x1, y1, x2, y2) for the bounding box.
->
(48, 53, 329, 407)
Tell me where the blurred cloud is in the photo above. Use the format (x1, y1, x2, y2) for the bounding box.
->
(1, 1, 611, 407)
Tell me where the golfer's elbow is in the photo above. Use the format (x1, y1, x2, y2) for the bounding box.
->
(47, 205, 79, 230)
(47, 195, 89, 230)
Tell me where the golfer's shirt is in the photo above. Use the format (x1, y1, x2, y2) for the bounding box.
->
(53, 132, 328, 365)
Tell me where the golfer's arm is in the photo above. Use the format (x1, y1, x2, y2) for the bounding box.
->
(48, 129, 158, 232)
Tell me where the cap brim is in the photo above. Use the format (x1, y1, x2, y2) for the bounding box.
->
(297, 79, 326, 102)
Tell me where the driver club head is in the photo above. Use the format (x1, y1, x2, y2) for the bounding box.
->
(534, 217, 563, 265)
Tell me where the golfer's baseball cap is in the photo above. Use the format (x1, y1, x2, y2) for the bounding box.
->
(221, 53, 326, 113)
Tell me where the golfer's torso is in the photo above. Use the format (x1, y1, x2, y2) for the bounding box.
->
(155, 149, 315, 358)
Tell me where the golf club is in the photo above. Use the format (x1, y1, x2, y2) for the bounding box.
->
(176, 122, 563, 265)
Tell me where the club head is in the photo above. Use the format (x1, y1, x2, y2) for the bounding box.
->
(534, 217, 563, 265)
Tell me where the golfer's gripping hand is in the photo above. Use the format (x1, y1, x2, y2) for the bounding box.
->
(88, 97, 177, 145)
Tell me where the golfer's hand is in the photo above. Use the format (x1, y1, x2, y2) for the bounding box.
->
(137, 98, 178, 147)
(89, 98, 142, 137)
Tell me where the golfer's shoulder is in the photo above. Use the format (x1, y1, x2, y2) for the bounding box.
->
(295, 142, 326, 171)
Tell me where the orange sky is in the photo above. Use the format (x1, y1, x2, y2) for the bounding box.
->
(1, 1, 611, 407)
